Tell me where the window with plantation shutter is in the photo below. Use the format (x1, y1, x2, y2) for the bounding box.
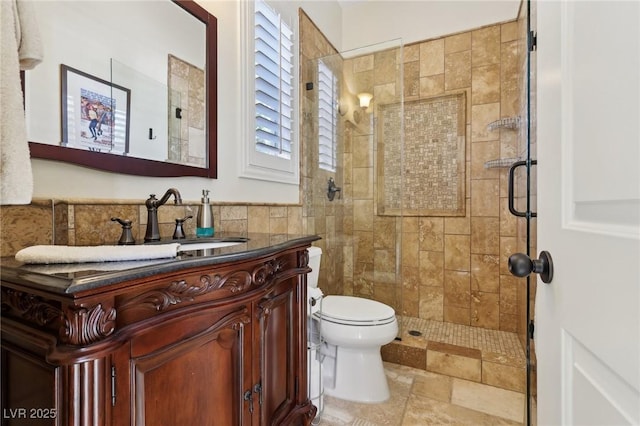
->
(240, 0, 298, 184)
(317, 60, 338, 172)
(255, 0, 293, 159)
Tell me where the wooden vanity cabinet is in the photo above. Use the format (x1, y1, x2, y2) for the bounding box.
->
(1, 244, 316, 425)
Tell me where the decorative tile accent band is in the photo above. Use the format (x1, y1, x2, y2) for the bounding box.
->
(377, 92, 466, 216)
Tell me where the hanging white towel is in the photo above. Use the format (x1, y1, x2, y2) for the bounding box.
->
(15, 244, 180, 264)
(1, 0, 43, 205)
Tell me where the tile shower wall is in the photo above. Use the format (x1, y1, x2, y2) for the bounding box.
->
(167, 55, 206, 167)
(299, 11, 345, 297)
(341, 20, 528, 333)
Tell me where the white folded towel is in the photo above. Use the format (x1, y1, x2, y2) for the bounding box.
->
(21, 259, 169, 275)
(15, 244, 179, 264)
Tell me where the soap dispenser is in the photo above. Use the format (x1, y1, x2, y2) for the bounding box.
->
(196, 189, 214, 237)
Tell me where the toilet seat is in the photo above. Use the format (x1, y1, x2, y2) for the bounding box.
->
(316, 295, 396, 326)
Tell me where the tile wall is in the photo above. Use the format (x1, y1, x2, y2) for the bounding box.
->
(339, 21, 529, 333)
(0, 200, 304, 256)
(299, 11, 345, 297)
(167, 55, 206, 167)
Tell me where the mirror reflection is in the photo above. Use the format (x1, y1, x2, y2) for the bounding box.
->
(25, 0, 216, 177)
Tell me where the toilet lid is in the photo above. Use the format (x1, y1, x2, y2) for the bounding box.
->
(318, 295, 396, 324)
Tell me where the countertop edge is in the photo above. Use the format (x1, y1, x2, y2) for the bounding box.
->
(1, 234, 321, 296)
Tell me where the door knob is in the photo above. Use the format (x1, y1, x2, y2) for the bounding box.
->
(508, 251, 554, 283)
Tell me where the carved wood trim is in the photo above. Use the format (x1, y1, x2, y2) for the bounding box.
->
(61, 304, 117, 346)
(120, 257, 287, 313)
(120, 270, 252, 313)
(1, 288, 63, 327)
(299, 249, 309, 269)
(252, 258, 285, 288)
(256, 289, 290, 320)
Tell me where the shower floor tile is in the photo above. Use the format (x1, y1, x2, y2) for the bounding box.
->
(399, 316, 525, 359)
(382, 316, 527, 393)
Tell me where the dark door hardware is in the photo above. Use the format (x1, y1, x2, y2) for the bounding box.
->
(508, 160, 537, 218)
(111, 365, 116, 406)
(529, 30, 537, 51)
(244, 389, 253, 414)
(508, 251, 554, 284)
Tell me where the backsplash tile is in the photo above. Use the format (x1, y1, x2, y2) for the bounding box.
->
(0, 200, 303, 257)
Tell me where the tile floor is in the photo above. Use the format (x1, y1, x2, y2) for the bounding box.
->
(399, 317, 525, 359)
(315, 362, 527, 425)
(381, 317, 528, 395)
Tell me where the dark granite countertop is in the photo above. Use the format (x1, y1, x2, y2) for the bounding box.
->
(0, 233, 320, 295)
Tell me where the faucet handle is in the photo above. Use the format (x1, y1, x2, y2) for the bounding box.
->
(145, 194, 158, 209)
(111, 217, 136, 245)
(173, 215, 193, 240)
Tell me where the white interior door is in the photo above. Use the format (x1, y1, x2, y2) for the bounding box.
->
(535, 1, 640, 425)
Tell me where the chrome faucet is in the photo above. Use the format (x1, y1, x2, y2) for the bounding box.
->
(144, 188, 182, 242)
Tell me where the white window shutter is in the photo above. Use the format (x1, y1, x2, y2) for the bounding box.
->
(318, 60, 337, 172)
(254, 0, 293, 160)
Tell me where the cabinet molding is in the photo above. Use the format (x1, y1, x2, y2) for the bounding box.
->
(2, 239, 318, 425)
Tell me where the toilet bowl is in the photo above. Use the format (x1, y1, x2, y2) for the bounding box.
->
(307, 246, 398, 403)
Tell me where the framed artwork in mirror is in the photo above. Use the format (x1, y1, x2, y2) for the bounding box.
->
(61, 64, 131, 154)
(24, 0, 217, 178)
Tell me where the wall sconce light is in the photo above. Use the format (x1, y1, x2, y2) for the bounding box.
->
(337, 99, 349, 116)
(357, 92, 373, 109)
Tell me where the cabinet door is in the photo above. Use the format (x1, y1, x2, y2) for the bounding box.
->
(1, 347, 58, 426)
(125, 305, 253, 426)
(256, 278, 302, 425)
(2, 336, 112, 425)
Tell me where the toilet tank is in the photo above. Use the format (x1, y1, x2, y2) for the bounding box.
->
(307, 246, 322, 288)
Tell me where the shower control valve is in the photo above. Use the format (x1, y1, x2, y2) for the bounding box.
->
(327, 177, 342, 201)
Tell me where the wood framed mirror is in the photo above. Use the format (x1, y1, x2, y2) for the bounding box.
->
(24, 0, 217, 178)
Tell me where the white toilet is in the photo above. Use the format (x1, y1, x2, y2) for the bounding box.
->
(307, 246, 398, 403)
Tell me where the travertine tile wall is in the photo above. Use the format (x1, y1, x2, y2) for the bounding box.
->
(167, 55, 206, 167)
(0, 201, 304, 256)
(299, 11, 344, 296)
(341, 21, 528, 333)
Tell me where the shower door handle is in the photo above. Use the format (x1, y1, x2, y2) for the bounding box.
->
(508, 160, 537, 218)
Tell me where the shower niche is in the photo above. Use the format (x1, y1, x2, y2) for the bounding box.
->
(377, 91, 467, 217)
